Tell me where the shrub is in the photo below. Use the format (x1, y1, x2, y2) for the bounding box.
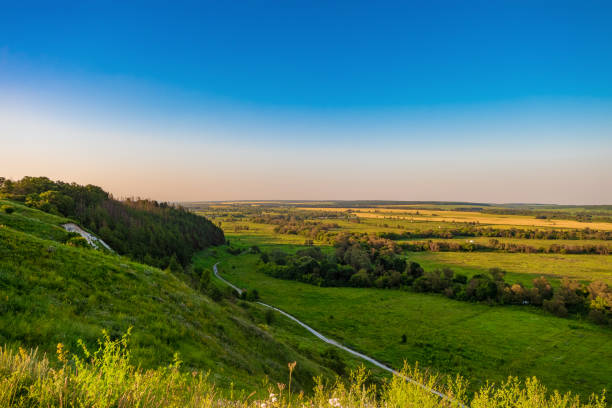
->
(1, 205, 15, 214)
(265, 309, 275, 325)
(0, 332, 607, 408)
(246, 289, 260, 301)
(543, 297, 568, 317)
(67, 236, 90, 248)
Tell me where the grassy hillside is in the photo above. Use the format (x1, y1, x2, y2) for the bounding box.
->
(0, 200, 349, 394)
(0, 177, 225, 268)
(2, 339, 607, 407)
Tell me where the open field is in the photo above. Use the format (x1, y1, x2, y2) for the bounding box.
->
(299, 207, 612, 230)
(200, 247, 612, 399)
(192, 201, 612, 288)
(407, 251, 612, 286)
(398, 236, 612, 249)
(189, 201, 612, 400)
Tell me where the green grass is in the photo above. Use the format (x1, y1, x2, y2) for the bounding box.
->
(0, 199, 72, 242)
(408, 251, 612, 286)
(4, 335, 607, 408)
(398, 236, 612, 249)
(200, 245, 612, 399)
(0, 200, 354, 394)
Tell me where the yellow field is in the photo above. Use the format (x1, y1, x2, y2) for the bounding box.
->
(301, 207, 612, 230)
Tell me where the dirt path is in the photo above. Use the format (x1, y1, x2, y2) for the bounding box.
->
(62, 223, 113, 251)
(212, 263, 465, 406)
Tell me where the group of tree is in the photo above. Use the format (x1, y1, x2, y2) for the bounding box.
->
(399, 239, 611, 255)
(250, 214, 341, 242)
(0, 177, 225, 268)
(481, 207, 612, 223)
(380, 226, 612, 241)
(257, 236, 612, 327)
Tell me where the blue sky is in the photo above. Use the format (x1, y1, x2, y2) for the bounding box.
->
(1, 1, 611, 203)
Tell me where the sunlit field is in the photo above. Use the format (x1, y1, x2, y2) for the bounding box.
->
(196, 247, 612, 399)
(183, 200, 612, 399)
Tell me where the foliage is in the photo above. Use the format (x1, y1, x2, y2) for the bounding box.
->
(0, 334, 607, 408)
(258, 240, 612, 326)
(0, 176, 225, 267)
(381, 226, 612, 241)
(400, 238, 611, 255)
(0, 204, 341, 392)
(206, 251, 612, 399)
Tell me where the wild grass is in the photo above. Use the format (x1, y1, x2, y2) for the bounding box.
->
(0, 331, 607, 408)
(0, 199, 72, 242)
(0, 219, 340, 393)
(408, 251, 612, 285)
(199, 248, 612, 399)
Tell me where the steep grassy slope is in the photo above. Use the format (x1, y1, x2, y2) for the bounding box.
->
(0, 199, 72, 242)
(0, 200, 343, 393)
(0, 177, 225, 268)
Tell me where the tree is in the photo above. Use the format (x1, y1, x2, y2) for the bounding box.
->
(246, 289, 260, 301)
(349, 269, 371, 287)
(265, 309, 275, 325)
(167, 254, 183, 274)
(208, 285, 223, 302)
(199, 269, 211, 290)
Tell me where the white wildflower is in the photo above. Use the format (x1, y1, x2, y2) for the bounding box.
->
(328, 397, 342, 407)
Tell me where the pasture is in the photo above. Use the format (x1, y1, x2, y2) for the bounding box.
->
(200, 248, 612, 399)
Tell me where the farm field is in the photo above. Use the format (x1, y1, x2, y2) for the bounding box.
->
(298, 207, 612, 231)
(198, 247, 612, 399)
(407, 251, 612, 286)
(192, 201, 612, 288)
(188, 201, 612, 400)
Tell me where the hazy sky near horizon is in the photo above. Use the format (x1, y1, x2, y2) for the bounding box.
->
(1, 2, 611, 204)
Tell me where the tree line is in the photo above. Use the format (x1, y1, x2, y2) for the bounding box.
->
(400, 239, 611, 255)
(256, 235, 611, 327)
(481, 207, 612, 223)
(0, 176, 225, 268)
(250, 214, 612, 244)
(380, 226, 612, 241)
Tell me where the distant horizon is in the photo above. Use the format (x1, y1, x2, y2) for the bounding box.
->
(2, 2, 611, 204)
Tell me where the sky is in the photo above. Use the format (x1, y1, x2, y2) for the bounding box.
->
(1, 1, 611, 204)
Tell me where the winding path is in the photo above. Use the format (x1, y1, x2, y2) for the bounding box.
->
(212, 262, 466, 407)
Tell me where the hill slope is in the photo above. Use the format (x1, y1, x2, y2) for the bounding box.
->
(0, 199, 339, 392)
(0, 176, 225, 268)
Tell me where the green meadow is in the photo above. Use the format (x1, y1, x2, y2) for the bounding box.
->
(408, 251, 612, 286)
(201, 246, 612, 399)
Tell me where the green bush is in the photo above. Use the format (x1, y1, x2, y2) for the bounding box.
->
(0, 332, 608, 408)
(1, 205, 14, 214)
(67, 236, 90, 248)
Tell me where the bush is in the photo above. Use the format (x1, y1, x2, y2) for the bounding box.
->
(1, 205, 15, 214)
(246, 289, 260, 301)
(0, 331, 607, 408)
(543, 297, 568, 317)
(67, 236, 90, 248)
(208, 285, 223, 302)
(226, 246, 241, 255)
(265, 309, 275, 325)
(453, 274, 468, 284)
